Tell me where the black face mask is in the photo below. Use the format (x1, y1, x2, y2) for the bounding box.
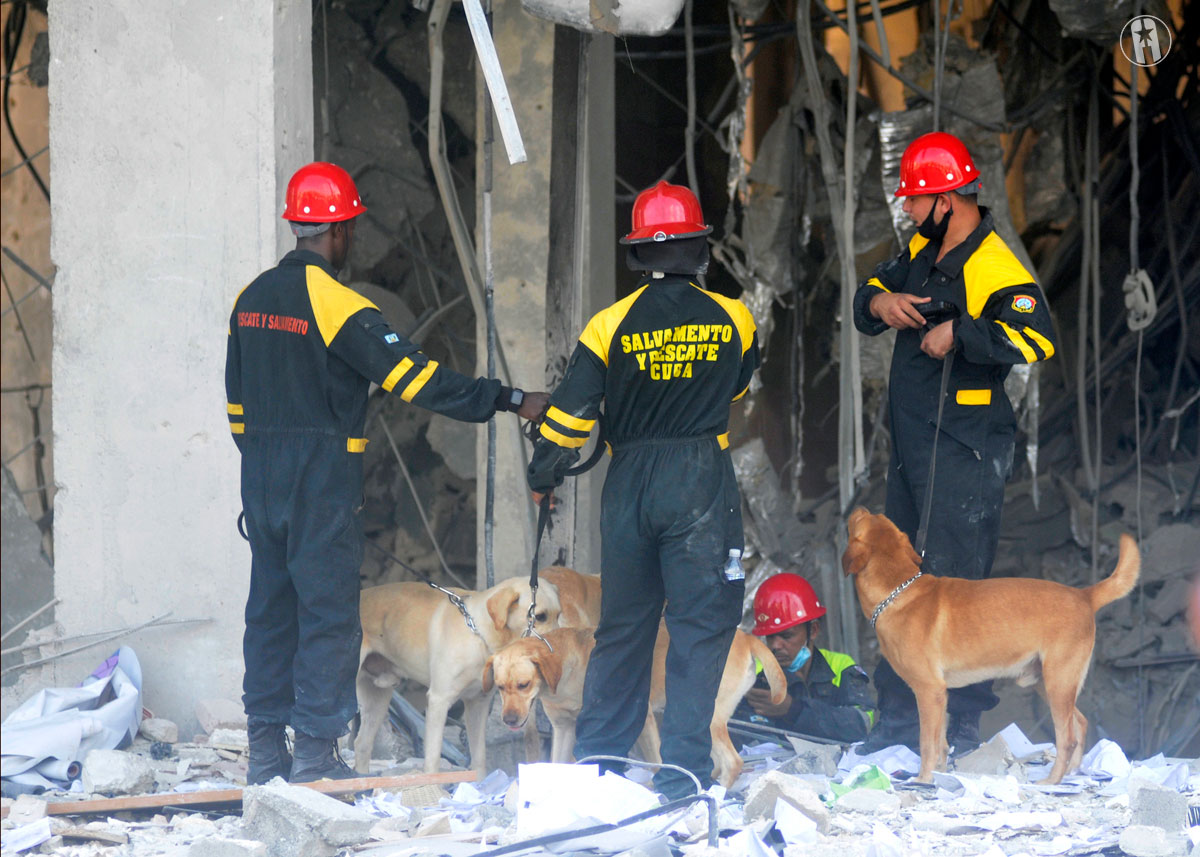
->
(917, 196, 952, 241)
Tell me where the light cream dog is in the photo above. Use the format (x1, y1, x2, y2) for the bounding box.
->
(539, 566, 602, 628)
(842, 507, 1140, 784)
(354, 577, 560, 775)
(484, 620, 786, 786)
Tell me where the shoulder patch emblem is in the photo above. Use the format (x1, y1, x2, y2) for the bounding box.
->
(384, 333, 400, 344)
(1012, 295, 1036, 313)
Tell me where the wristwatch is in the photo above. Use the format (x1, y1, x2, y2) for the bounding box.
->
(509, 388, 525, 412)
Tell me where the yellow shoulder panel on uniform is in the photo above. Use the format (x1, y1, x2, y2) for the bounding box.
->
(961, 232, 1036, 318)
(693, 285, 756, 355)
(306, 266, 379, 347)
(907, 233, 929, 260)
(579, 285, 648, 366)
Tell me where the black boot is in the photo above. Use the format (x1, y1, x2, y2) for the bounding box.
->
(288, 731, 357, 783)
(247, 721, 292, 785)
(948, 712, 983, 756)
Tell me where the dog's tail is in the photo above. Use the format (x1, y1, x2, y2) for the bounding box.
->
(747, 636, 788, 705)
(1083, 533, 1140, 613)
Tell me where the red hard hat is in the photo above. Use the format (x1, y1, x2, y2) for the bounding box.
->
(895, 132, 981, 198)
(752, 574, 826, 636)
(621, 181, 712, 244)
(282, 162, 367, 222)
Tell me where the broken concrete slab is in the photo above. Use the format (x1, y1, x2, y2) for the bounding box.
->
(953, 735, 1015, 776)
(140, 717, 180, 744)
(1118, 824, 1182, 857)
(241, 780, 376, 857)
(196, 699, 247, 734)
(6, 794, 48, 825)
(81, 749, 156, 796)
(1130, 781, 1188, 832)
(742, 770, 829, 833)
(781, 737, 842, 777)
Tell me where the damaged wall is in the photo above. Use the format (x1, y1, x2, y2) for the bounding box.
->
(47, 1, 312, 735)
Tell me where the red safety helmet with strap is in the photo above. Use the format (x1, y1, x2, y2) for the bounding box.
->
(620, 181, 712, 244)
(282, 162, 367, 222)
(752, 573, 826, 636)
(895, 132, 981, 198)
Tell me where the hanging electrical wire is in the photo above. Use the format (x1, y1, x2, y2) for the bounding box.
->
(2, 0, 48, 201)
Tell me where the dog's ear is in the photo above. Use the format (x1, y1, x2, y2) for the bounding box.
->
(487, 586, 521, 631)
(842, 537, 868, 577)
(482, 655, 496, 692)
(532, 646, 562, 693)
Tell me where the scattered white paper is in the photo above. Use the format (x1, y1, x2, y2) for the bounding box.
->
(1078, 739, 1130, 779)
(0, 818, 52, 853)
(724, 827, 775, 857)
(840, 744, 921, 776)
(772, 796, 819, 846)
(515, 764, 660, 838)
(864, 822, 904, 857)
(993, 723, 1055, 759)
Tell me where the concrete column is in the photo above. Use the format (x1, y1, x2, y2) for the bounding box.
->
(49, 1, 311, 734)
(478, 5, 614, 584)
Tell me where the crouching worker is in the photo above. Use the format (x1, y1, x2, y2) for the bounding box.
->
(736, 573, 875, 743)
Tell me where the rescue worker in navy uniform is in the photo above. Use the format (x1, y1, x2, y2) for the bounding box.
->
(226, 162, 548, 784)
(735, 574, 874, 744)
(527, 182, 760, 800)
(852, 133, 1056, 754)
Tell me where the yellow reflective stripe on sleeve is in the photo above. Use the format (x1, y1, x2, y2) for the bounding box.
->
(400, 360, 438, 402)
(347, 438, 369, 453)
(579, 285, 648, 366)
(718, 432, 730, 450)
(820, 649, 858, 688)
(546, 406, 595, 432)
(227, 403, 243, 415)
(961, 233, 1037, 318)
(956, 389, 992, 406)
(732, 383, 751, 402)
(540, 422, 589, 448)
(1024, 327, 1055, 359)
(693, 285, 756, 355)
(230, 423, 245, 434)
(997, 321, 1037, 362)
(382, 357, 415, 393)
(306, 266, 379, 347)
(866, 277, 891, 294)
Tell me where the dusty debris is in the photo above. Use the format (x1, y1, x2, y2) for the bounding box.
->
(242, 779, 376, 857)
(189, 837, 269, 857)
(80, 748, 156, 796)
(139, 717, 179, 744)
(742, 770, 829, 833)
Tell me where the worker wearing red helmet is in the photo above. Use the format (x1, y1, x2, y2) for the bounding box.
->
(735, 574, 874, 744)
(226, 162, 547, 784)
(527, 181, 760, 800)
(852, 132, 1057, 755)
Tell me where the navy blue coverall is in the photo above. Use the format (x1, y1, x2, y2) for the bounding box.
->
(226, 249, 511, 739)
(852, 210, 1057, 735)
(527, 275, 760, 798)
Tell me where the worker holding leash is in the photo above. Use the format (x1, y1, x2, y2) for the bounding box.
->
(526, 181, 760, 800)
(226, 162, 547, 784)
(852, 132, 1057, 755)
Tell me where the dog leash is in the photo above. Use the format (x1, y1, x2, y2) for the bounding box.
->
(522, 411, 608, 647)
(913, 351, 955, 558)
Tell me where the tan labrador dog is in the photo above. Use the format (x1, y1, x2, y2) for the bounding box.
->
(354, 577, 561, 776)
(842, 507, 1139, 784)
(485, 620, 787, 786)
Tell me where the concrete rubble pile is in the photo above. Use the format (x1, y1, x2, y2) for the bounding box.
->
(3, 708, 1197, 857)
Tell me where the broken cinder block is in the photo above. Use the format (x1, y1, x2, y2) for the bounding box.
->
(742, 770, 830, 833)
(141, 717, 180, 744)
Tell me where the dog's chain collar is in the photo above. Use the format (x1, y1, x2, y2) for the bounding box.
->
(869, 572, 923, 629)
(425, 581, 483, 638)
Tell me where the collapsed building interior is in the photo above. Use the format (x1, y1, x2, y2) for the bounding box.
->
(0, 0, 1198, 849)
